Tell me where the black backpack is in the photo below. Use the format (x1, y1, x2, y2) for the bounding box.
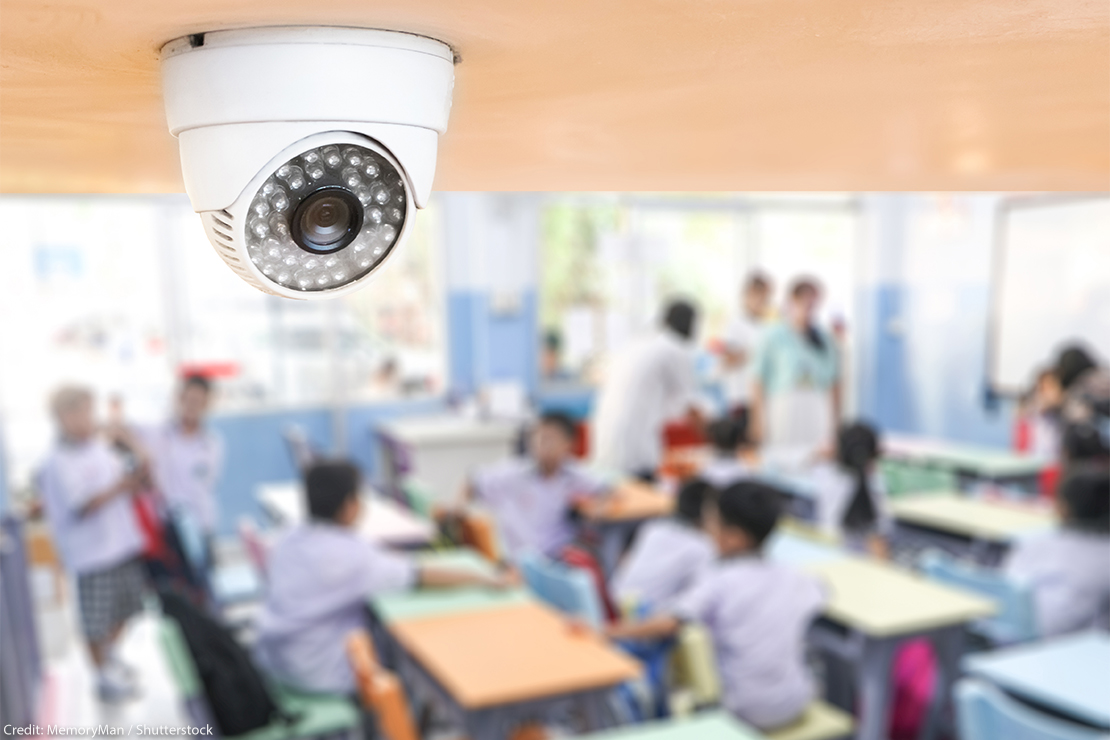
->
(160, 589, 298, 736)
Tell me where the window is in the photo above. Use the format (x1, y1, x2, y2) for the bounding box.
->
(538, 194, 859, 389)
(0, 194, 446, 486)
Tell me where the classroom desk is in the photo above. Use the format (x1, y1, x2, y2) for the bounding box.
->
(890, 493, 1055, 564)
(770, 532, 996, 740)
(387, 601, 641, 740)
(576, 711, 761, 740)
(370, 549, 531, 625)
(255, 481, 435, 547)
(963, 631, 1110, 729)
(883, 434, 1051, 488)
(589, 480, 675, 575)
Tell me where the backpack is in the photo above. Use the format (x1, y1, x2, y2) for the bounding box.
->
(159, 589, 297, 736)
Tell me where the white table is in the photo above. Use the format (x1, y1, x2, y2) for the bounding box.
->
(375, 415, 521, 503)
(771, 532, 996, 740)
(890, 493, 1055, 564)
(963, 631, 1110, 729)
(255, 481, 435, 547)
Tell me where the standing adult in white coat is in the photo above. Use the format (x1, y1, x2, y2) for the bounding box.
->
(592, 300, 703, 480)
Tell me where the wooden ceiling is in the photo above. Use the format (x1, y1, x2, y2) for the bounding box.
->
(1, 0, 1108, 194)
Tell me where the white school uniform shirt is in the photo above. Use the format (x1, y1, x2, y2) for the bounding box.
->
(701, 457, 751, 489)
(38, 438, 144, 575)
(1003, 528, 1110, 638)
(810, 463, 892, 538)
(720, 315, 763, 407)
(471, 459, 606, 560)
(611, 519, 715, 613)
(254, 523, 417, 693)
(673, 555, 825, 731)
(591, 330, 699, 475)
(140, 422, 224, 533)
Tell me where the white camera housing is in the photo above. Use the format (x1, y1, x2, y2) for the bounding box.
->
(161, 27, 455, 299)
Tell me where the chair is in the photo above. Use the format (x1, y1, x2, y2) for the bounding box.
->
(956, 678, 1107, 740)
(919, 551, 1038, 645)
(764, 702, 855, 740)
(457, 511, 502, 563)
(282, 424, 319, 474)
(346, 632, 418, 740)
(668, 623, 721, 714)
(159, 618, 361, 740)
(518, 553, 604, 628)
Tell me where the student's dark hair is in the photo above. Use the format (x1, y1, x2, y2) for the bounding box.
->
(789, 278, 826, 352)
(543, 329, 562, 352)
(662, 300, 698, 341)
(707, 416, 747, 454)
(538, 411, 577, 440)
(1061, 422, 1110, 464)
(716, 482, 783, 547)
(675, 477, 714, 527)
(1060, 466, 1110, 534)
(305, 460, 361, 522)
(1054, 345, 1097, 392)
(837, 421, 881, 533)
(745, 272, 771, 294)
(790, 277, 821, 300)
(182, 374, 212, 394)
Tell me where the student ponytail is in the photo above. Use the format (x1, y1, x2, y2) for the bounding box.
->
(837, 422, 880, 532)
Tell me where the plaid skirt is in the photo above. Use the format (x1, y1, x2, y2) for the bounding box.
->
(77, 557, 145, 641)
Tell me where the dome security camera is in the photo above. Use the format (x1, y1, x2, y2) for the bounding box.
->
(160, 27, 455, 299)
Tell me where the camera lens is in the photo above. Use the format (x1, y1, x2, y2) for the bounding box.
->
(246, 142, 407, 292)
(291, 187, 363, 253)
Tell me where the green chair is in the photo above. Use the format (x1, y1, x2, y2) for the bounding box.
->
(159, 619, 361, 740)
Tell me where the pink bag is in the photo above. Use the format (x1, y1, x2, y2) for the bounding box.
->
(889, 639, 937, 740)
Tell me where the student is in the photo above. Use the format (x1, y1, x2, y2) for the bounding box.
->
(254, 460, 515, 694)
(464, 411, 607, 560)
(138, 376, 224, 559)
(611, 478, 716, 614)
(811, 421, 891, 549)
(720, 273, 772, 425)
(1004, 467, 1110, 637)
(605, 482, 826, 731)
(39, 386, 148, 702)
(700, 416, 752, 488)
(592, 300, 703, 480)
(1014, 368, 1062, 458)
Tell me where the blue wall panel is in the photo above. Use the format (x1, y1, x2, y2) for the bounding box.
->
(209, 398, 446, 536)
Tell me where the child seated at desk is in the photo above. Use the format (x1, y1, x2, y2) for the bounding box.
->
(1004, 467, 1110, 637)
(604, 481, 826, 731)
(254, 460, 514, 694)
(811, 421, 891, 553)
(463, 411, 608, 560)
(701, 417, 752, 488)
(611, 477, 716, 614)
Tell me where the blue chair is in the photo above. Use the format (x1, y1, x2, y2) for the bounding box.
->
(518, 553, 604, 628)
(919, 551, 1038, 645)
(956, 678, 1108, 740)
(174, 509, 263, 608)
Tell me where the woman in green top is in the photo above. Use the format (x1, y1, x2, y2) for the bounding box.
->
(752, 278, 841, 453)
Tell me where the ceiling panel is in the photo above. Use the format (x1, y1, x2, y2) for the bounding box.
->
(1, 0, 1107, 194)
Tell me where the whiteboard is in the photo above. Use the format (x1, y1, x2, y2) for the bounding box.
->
(990, 196, 1110, 394)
